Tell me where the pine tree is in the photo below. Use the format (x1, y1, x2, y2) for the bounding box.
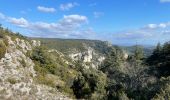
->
(147, 43, 162, 65)
(134, 45, 144, 61)
(153, 42, 161, 55)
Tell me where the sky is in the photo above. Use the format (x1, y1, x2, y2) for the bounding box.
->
(0, 0, 170, 45)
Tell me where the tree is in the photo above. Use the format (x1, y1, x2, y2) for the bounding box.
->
(146, 41, 170, 77)
(134, 45, 144, 61)
(71, 73, 90, 99)
(100, 47, 124, 73)
(31, 46, 50, 64)
(153, 43, 162, 58)
(155, 43, 161, 53)
(72, 68, 107, 99)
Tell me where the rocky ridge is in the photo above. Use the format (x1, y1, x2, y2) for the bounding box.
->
(0, 36, 71, 100)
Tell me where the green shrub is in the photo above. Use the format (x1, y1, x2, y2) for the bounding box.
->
(26, 50, 32, 57)
(20, 58, 27, 67)
(35, 74, 56, 87)
(0, 40, 6, 59)
(72, 69, 107, 99)
(7, 78, 18, 84)
(0, 33, 4, 39)
(34, 63, 47, 75)
(3, 37, 9, 46)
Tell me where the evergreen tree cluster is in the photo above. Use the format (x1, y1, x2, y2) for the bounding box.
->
(147, 42, 170, 77)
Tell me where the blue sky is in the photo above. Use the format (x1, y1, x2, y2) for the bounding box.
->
(0, 0, 170, 45)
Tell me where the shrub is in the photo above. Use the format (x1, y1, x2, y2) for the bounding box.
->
(31, 46, 49, 64)
(7, 78, 18, 84)
(0, 40, 6, 59)
(34, 63, 47, 76)
(35, 74, 56, 87)
(20, 58, 27, 67)
(3, 37, 9, 46)
(0, 33, 4, 39)
(72, 69, 107, 99)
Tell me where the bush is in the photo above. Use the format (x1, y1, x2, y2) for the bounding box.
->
(34, 62, 47, 76)
(20, 58, 27, 67)
(31, 46, 49, 64)
(35, 74, 56, 87)
(0, 40, 6, 59)
(148, 77, 170, 100)
(7, 78, 18, 84)
(72, 69, 107, 99)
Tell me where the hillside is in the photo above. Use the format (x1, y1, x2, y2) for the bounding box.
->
(35, 38, 115, 69)
(0, 26, 110, 99)
(1, 0, 170, 99)
(35, 38, 154, 59)
(0, 26, 170, 100)
(0, 27, 72, 99)
(34, 38, 112, 55)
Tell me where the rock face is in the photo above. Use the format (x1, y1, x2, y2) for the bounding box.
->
(69, 47, 93, 63)
(69, 46, 105, 69)
(31, 40, 41, 47)
(122, 51, 128, 60)
(0, 36, 71, 100)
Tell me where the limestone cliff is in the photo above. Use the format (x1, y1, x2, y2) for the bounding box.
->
(69, 46, 105, 69)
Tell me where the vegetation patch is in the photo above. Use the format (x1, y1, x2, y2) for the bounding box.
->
(19, 57, 27, 67)
(7, 78, 19, 84)
(35, 74, 56, 87)
(0, 40, 6, 59)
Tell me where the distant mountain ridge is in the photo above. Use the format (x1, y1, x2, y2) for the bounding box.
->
(35, 38, 154, 57)
(34, 38, 112, 55)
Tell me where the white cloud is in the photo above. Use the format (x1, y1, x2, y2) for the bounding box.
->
(62, 15, 88, 25)
(160, 0, 170, 3)
(0, 13, 5, 19)
(8, 17, 29, 27)
(0, 12, 90, 38)
(28, 15, 88, 35)
(93, 12, 104, 18)
(60, 2, 79, 11)
(37, 6, 56, 13)
(143, 22, 170, 30)
(146, 24, 158, 29)
(112, 21, 170, 42)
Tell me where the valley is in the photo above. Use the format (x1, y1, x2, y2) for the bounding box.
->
(0, 26, 169, 99)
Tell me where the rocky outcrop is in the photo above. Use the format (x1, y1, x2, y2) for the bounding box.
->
(69, 47, 93, 63)
(31, 40, 41, 47)
(69, 46, 105, 69)
(123, 51, 128, 60)
(0, 36, 71, 100)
